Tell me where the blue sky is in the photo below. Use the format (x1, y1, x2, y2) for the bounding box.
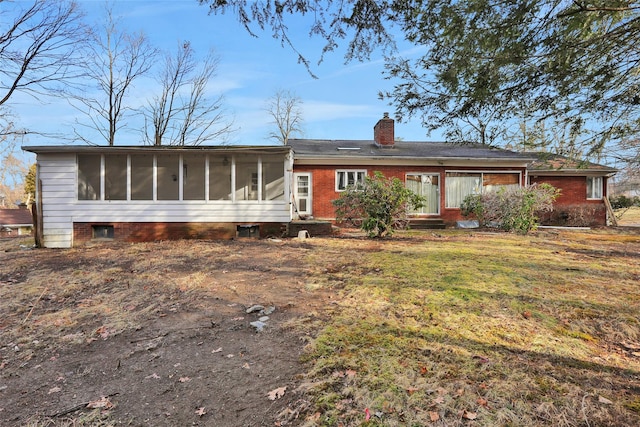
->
(13, 0, 435, 151)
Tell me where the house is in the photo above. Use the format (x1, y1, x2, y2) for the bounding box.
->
(528, 153, 617, 226)
(0, 204, 34, 238)
(289, 113, 536, 227)
(23, 114, 616, 248)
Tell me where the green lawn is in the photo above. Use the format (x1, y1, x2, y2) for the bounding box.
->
(296, 229, 640, 426)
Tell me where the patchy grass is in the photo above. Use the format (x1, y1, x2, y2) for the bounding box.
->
(617, 206, 640, 226)
(2, 229, 640, 426)
(299, 229, 640, 426)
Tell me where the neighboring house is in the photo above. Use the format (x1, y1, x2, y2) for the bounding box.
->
(528, 153, 617, 226)
(0, 205, 33, 238)
(23, 114, 617, 248)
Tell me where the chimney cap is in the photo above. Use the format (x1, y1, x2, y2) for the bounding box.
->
(383, 112, 389, 119)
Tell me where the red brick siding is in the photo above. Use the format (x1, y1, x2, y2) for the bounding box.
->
(295, 165, 528, 226)
(529, 175, 608, 226)
(73, 222, 287, 245)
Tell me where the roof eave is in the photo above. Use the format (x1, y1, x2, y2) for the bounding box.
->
(22, 145, 291, 154)
(293, 155, 532, 167)
(529, 169, 617, 177)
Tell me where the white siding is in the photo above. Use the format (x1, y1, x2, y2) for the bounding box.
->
(39, 154, 76, 248)
(36, 153, 292, 248)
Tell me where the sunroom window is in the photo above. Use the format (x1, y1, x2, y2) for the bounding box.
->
(105, 154, 127, 200)
(209, 156, 231, 200)
(261, 155, 285, 201)
(76, 152, 286, 203)
(130, 154, 153, 200)
(157, 155, 179, 200)
(235, 154, 259, 201)
(78, 155, 101, 200)
(183, 154, 206, 200)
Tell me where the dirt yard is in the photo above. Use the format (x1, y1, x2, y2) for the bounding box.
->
(0, 237, 335, 426)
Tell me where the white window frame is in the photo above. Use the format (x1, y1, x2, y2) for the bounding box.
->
(586, 176, 603, 200)
(336, 169, 367, 191)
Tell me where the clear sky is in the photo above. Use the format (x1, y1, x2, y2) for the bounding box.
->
(12, 0, 436, 151)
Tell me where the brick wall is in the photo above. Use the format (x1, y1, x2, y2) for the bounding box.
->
(530, 175, 608, 226)
(295, 165, 529, 226)
(73, 222, 288, 245)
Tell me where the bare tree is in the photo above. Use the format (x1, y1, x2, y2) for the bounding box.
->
(0, 114, 29, 206)
(0, 0, 86, 106)
(0, 151, 29, 207)
(265, 89, 303, 145)
(143, 42, 233, 146)
(0, 0, 86, 139)
(70, 4, 158, 146)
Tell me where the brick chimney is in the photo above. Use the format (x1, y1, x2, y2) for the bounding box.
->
(374, 112, 394, 147)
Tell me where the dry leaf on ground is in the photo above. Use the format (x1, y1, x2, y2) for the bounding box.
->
(461, 410, 477, 420)
(86, 396, 114, 409)
(268, 386, 287, 400)
(599, 396, 613, 405)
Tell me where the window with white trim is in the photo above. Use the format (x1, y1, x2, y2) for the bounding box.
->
(336, 170, 366, 191)
(586, 176, 603, 199)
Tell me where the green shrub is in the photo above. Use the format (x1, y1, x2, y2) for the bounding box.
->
(609, 194, 640, 209)
(461, 183, 559, 234)
(332, 171, 425, 238)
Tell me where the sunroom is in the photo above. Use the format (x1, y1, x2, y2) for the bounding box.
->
(24, 145, 292, 247)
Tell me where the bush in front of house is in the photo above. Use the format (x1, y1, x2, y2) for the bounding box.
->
(332, 171, 425, 238)
(461, 183, 559, 234)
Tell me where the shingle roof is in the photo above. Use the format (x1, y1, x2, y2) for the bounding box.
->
(288, 139, 536, 161)
(0, 208, 33, 226)
(527, 152, 617, 175)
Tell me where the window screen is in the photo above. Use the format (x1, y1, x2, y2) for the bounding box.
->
(78, 155, 101, 200)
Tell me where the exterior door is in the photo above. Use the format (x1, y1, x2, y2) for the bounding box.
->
(293, 173, 312, 217)
(406, 173, 440, 215)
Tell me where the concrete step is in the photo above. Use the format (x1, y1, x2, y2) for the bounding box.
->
(409, 218, 446, 229)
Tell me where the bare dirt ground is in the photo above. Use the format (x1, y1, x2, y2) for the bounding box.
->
(0, 237, 335, 426)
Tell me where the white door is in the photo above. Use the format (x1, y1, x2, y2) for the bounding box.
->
(293, 173, 312, 217)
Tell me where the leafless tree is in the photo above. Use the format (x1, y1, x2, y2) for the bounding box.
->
(265, 89, 303, 145)
(0, 0, 86, 139)
(70, 4, 158, 146)
(143, 41, 233, 146)
(0, 0, 86, 106)
(0, 123, 29, 208)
